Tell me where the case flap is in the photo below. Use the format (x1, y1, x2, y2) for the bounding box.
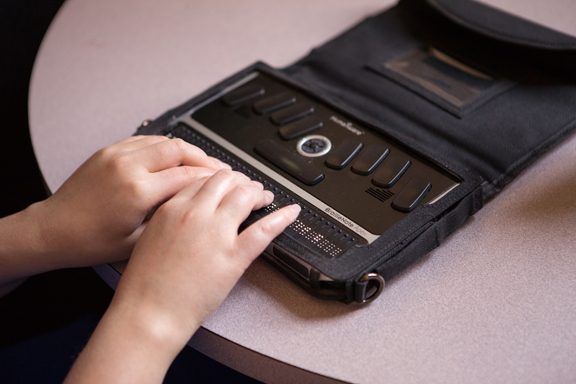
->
(427, 0, 576, 50)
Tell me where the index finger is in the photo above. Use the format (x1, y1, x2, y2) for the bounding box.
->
(134, 138, 230, 172)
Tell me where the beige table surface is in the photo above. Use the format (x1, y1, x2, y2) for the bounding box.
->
(29, 0, 576, 383)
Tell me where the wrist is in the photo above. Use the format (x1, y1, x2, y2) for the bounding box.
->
(27, 200, 56, 255)
(0, 201, 57, 283)
(32, 197, 97, 270)
(107, 290, 199, 358)
(32, 198, 71, 265)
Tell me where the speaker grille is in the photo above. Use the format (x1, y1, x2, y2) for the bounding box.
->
(366, 187, 394, 202)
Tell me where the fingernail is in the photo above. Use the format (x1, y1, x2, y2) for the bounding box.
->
(288, 204, 301, 215)
(252, 181, 264, 189)
(218, 160, 232, 169)
(264, 190, 274, 200)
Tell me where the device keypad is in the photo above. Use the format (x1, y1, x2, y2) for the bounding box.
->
(350, 145, 390, 176)
(325, 139, 364, 170)
(254, 139, 325, 186)
(270, 102, 315, 126)
(372, 155, 411, 188)
(253, 92, 297, 115)
(279, 116, 324, 140)
(391, 178, 432, 212)
(192, 73, 460, 236)
(222, 84, 265, 106)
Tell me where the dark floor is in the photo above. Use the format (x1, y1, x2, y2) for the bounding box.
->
(0, 1, 259, 382)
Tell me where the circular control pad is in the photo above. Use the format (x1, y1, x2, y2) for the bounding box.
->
(297, 135, 332, 157)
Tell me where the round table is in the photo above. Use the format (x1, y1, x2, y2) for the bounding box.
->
(29, 1, 576, 383)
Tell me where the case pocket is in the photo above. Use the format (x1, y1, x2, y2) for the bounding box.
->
(366, 0, 576, 118)
(367, 46, 515, 118)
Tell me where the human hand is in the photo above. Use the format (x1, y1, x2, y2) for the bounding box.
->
(112, 169, 300, 347)
(37, 135, 229, 269)
(64, 169, 299, 383)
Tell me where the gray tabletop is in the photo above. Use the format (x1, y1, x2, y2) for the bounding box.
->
(29, 0, 576, 383)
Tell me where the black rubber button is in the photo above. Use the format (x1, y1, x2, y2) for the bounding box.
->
(222, 84, 265, 106)
(279, 116, 323, 140)
(325, 139, 364, 170)
(253, 92, 297, 115)
(351, 145, 389, 175)
(391, 178, 431, 212)
(270, 103, 314, 126)
(372, 155, 411, 188)
(299, 137, 329, 155)
(254, 140, 325, 186)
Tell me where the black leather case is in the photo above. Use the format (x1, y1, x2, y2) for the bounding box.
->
(137, 0, 576, 303)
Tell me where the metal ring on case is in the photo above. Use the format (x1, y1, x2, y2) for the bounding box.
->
(359, 273, 385, 304)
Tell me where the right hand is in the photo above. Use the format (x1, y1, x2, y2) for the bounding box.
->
(63, 169, 299, 384)
(111, 169, 300, 348)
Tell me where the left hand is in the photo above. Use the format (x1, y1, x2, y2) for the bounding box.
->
(36, 135, 229, 268)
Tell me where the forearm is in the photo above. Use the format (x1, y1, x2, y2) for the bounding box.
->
(64, 295, 195, 384)
(0, 201, 55, 285)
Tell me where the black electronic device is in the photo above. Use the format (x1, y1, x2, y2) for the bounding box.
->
(136, 0, 576, 303)
(138, 68, 470, 304)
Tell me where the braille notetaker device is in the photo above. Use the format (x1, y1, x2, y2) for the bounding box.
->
(137, 69, 465, 304)
(136, 0, 576, 303)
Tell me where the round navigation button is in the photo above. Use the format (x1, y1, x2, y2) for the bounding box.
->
(297, 135, 332, 157)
